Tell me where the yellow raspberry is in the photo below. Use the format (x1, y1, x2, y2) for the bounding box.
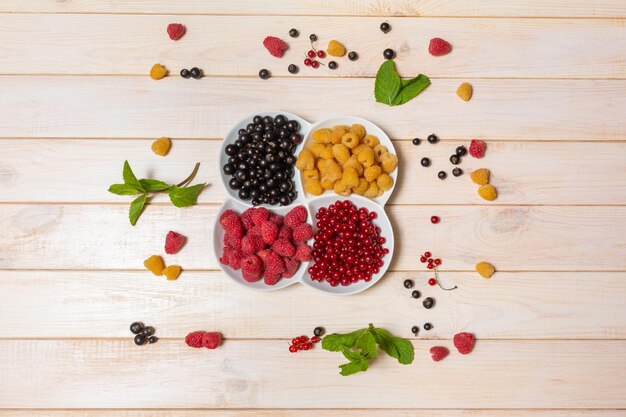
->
(321, 178, 335, 190)
(296, 149, 315, 171)
(319, 146, 335, 160)
(470, 168, 490, 185)
(327, 40, 346, 57)
(373, 145, 388, 161)
(150, 63, 168, 80)
(478, 184, 497, 201)
(376, 173, 394, 191)
(307, 142, 327, 158)
(304, 178, 324, 195)
(332, 144, 351, 164)
(380, 153, 398, 173)
(456, 82, 473, 101)
(476, 262, 495, 278)
(341, 133, 360, 149)
(151, 137, 171, 156)
(330, 126, 348, 144)
(163, 265, 181, 280)
(364, 182, 380, 198)
(302, 169, 320, 182)
(341, 167, 359, 188)
(144, 255, 165, 276)
(363, 135, 380, 147)
(334, 181, 352, 196)
(349, 124, 366, 139)
(364, 165, 382, 182)
(351, 144, 367, 156)
(343, 156, 364, 176)
(323, 159, 343, 182)
(353, 178, 369, 195)
(357, 146, 376, 167)
(312, 128, 332, 144)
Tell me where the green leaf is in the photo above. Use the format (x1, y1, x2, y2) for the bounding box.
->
(392, 74, 431, 106)
(356, 330, 378, 359)
(371, 327, 414, 365)
(168, 183, 206, 207)
(321, 329, 367, 352)
(122, 161, 144, 192)
(339, 357, 369, 376)
(108, 183, 141, 196)
(374, 60, 402, 106)
(139, 179, 170, 192)
(128, 194, 148, 226)
(341, 347, 365, 362)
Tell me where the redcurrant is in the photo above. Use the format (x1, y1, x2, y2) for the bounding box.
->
(431, 216, 440, 224)
(317, 50, 326, 58)
(307, 50, 316, 58)
(428, 278, 437, 286)
(424, 251, 432, 258)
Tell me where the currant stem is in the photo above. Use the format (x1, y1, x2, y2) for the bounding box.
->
(434, 269, 457, 291)
(176, 162, 201, 187)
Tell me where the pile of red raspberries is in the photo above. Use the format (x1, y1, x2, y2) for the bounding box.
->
(219, 206, 313, 285)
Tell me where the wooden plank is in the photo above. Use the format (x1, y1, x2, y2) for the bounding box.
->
(1, 15, 624, 78)
(1, 270, 624, 339)
(0, 339, 625, 408)
(2, 0, 625, 17)
(0, 77, 624, 141)
(2, 139, 626, 205)
(1, 204, 625, 271)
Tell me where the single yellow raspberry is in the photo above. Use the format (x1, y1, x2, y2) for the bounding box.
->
(150, 63, 168, 80)
(296, 149, 315, 171)
(364, 165, 382, 182)
(363, 135, 380, 147)
(304, 178, 324, 195)
(364, 182, 380, 198)
(476, 262, 495, 278)
(373, 145, 388, 161)
(307, 142, 327, 158)
(332, 144, 351, 164)
(380, 153, 398, 173)
(144, 255, 165, 276)
(456, 82, 473, 101)
(319, 146, 335, 160)
(302, 169, 320, 182)
(349, 124, 366, 139)
(334, 180, 352, 196)
(322, 159, 343, 182)
(312, 128, 332, 144)
(478, 184, 497, 201)
(341, 167, 359, 188)
(353, 178, 369, 195)
(357, 146, 376, 167)
(321, 178, 335, 190)
(341, 133, 360, 149)
(376, 173, 394, 191)
(343, 156, 363, 176)
(151, 137, 171, 156)
(330, 126, 348, 144)
(470, 168, 490, 185)
(327, 40, 346, 57)
(163, 265, 181, 280)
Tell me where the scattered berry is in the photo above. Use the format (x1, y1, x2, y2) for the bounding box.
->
(427, 134, 439, 144)
(403, 279, 414, 289)
(163, 265, 182, 280)
(476, 261, 495, 278)
(166, 23, 185, 41)
(148, 336, 158, 344)
(411, 290, 421, 299)
(289, 28, 299, 38)
(477, 184, 497, 201)
(304, 58, 312, 66)
(456, 146, 467, 156)
(317, 50, 326, 58)
(165, 231, 186, 254)
(313, 327, 325, 337)
(309, 34, 317, 41)
(185, 331, 222, 349)
(144, 255, 165, 276)
(263, 36, 289, 57)
(430, 346, 449, 362)
(430, 216, 440, 224)
(130, 322, 144, 334)
(151, 136, 171, 156)
(423, 297, 435, 309)
(348, 51, 358, 61)
(438, 171, 447, 180)
(411, 325, 419, 335)
(327, 40, 346, 57)
(452, 167, 463, 177)
(380, 22, 391, 33)
(456, 82, 473, 101)
(420, 256, 427, 263)
(288, 64, 299, 74)
(412, 138, 421, 145)
(424, 323, 433, 331)
(141, 326, 155, 337)
(420, 157, 431, 167)
(190, 67, 202, 79)
(307, 50, 316, 58)
(450, 154, 460, 165)
(134, 334, 147, 346)
(311, 335, 320, 343)
(428, 37, 452, 56)
(149, 63, 167, 80)
(453, 332, 475, 354)
(428, 278, 436, 286)
(469, 139, 486, 158)
(470, 168, 490, 185)
(311, 60, 320, 68)
(328, 61, 338, 70)
(424, 251, 432, 258)
(434, 258, 441, 266)
(383, 48, 395, 59)
(180, 68, 191, 79)
(259, 69, 271, 79)
(289, 345, 298, 352)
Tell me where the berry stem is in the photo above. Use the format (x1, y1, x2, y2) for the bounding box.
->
(175, 162, 201, 188)
(434, 269, 457, 291)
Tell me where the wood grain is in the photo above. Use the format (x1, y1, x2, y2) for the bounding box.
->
(2, 139, 626, 205)
(1, 204, 625, 271)
(1, 15, 624, 78)
(0, 77, 624, 141)
(1, 270, 624, 339)
(1, 339, 625, 408)
(2, 0, 626, 17)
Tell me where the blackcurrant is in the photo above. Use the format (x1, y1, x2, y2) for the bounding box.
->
(452, 167, 463, 177)
(328, 61, 338, 70)
(380, 22, 391, 33)
(383, 48, 395, 59)
(134, 334, 147, 346)
(289, 28, 299, 38)
(412, 138, 421, 145)
(348, 51, 358, 61)
(455, 145, 467, 156)
(411, 290, 421, 299)
(288, 64, 299, 74)
(259, 69, 270, 79)
(148, 336, 159, 344)
(403, 279, 414, 289)
(129, 322, 144, 334)
(423, 297, 435, 309)
(190, 67, 202, 79)
(427, 133, 439, 144)
(438, 171, 447, 180)
(450, 154, 460, 165)
(420, 157, 430, 167)
(313, 326, 325, 337)
(411, 326, 419, 335)
(309, 34, 317, 41)
(141, 326, 155, 337)
(423, 323, 433, 331)
(180, 69, 191, 79)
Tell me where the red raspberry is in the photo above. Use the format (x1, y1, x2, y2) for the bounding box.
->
(220, 210, 244, 238)
(241, 255, 263, 282)
(185, 331, 205, 348)
(264, 251, 285, 275)
(285, 206, 307, 228)
(247, 225, 261, 238)
(240, 208, 256, 230)
(271, 239, 295, 257)
(428, 37, 452, 56)
(268, 213, 284, 227)
(164, 230, 186, 254)
(251, 207, 270, 225)
(261, 221, 279, 244)
(278, 225, 292, 240)
(282, 257, 300, 278)
(223, 233, 242, 251)
(294, 244, 312, 262)
(264, 270, 282, 286)
(167, 23, 185, 41)
(226, 249, 244, 270)
(201, 332, 222, 349)
(263, 36, 288, 58)
(453, 332, 475, 354)
(292, 223, 313, 243)
(241, 234, 265, 255)
(469, 140, 486, 158)
(429, 346, 449, 362)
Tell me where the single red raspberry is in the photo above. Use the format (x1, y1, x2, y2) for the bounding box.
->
(278, 225, 292, 240)
(264, 251, 285, 275)
(240, 208, 256, 230)
(226, 250, 244, 270)
(167, 23, 186, 41)
(429, 346, 449, 362)
(220, 210, 244, 238)
(285, 206, 307, 228)
(261, 221, 279, 244)
(251, 207, 270, 225)
(271, 239, 295, 257)
(292, 223, 313, 243)
(282, 257, 300, 278)
(263, 36, 288, 57)
(428, 37, 452, 56)
(453, 332, 475, 354)
(294, 244, 312, 262)
(201, 332, 222, 349)
(268, 213, 284, 227)
(164, 230, 186, 254)
(185, 331, 205, 348)
(469, 139, 486, 158)
(242, 255, 263, 282)
(241, 234, 264, 255)
(264, 270, 282, 286)
(247, 225, 261, 238)
(223, 233, 242, 251)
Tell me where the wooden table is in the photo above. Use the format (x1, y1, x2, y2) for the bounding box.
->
(1, 1, 625, 415)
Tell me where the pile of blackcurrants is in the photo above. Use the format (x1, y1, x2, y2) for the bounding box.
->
(223, 114, 302, 206)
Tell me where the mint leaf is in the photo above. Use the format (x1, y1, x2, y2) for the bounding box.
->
(374, 60, 402, 106)
(341, 347, 365, 362)
(108, 183, 141, 196)
(356, 330, 378, 359)
(129, 194, 148, 226)
(168, 183, 206, 207)
(139, 179, 170, 192)
(322, 329, 367, 352)
(122, 160, 144, 192)
(370, 327, 414, 365)
(339, 357, 369, 376)
(393, 74, 431, 106)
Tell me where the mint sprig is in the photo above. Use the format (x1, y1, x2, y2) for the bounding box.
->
(374, 60, 431, 106)
(322, 323, 414, 376)
(108, 160, 206, 225)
